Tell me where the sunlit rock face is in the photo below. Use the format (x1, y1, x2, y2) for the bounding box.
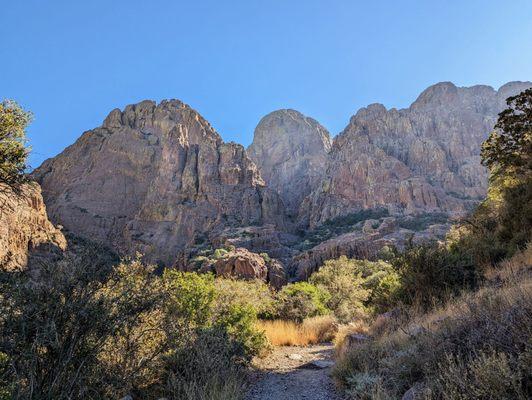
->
(248, 109, 332, 222)
(32, 100, 287, 266)
(0, 183, 66, 271)
(303, 81, 532, 227)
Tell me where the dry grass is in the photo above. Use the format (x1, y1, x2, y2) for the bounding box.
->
(257, 315, 338, 346)
(333, 252, 532, 399)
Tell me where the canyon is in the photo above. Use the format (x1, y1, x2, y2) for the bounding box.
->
(13, 81, 529, 281)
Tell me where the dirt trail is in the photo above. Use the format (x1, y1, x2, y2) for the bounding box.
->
(246, 343, 345, 400)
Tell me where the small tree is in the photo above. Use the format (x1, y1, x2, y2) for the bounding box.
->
(481, 88, 532, 176)
(0, 100, 32, 191)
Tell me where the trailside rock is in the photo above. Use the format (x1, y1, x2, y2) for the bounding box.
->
(0, 183, 66, 270)
(248, 109, 332, 221)
(32, 100, 288, 266)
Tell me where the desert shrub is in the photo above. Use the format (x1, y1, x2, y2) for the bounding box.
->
(308, 256, 400, 320)
(434, 351, 527, 400)
(162, 328, 248, 400)
(309, 257, 369, 322)
(0, 255, 163, 399)
(0, 352, 12, 400)
(0, 254, 268, 399)
(213, 247, 229, 260)
(333, 267, 532, 399)
(164, 270, 216, 327)
(215, 304, 267, 357)
(214, 278, 276, 319)
(275, 282, 330, 322)
(392, 243, 478, 309)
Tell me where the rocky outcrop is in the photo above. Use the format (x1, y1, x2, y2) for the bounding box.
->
(304, 81, 532, 226)
(0, 183, 66, 271)
(248, 110, 332, 221)
(32, 100, 288, 266)
(214, 247, 268, 280)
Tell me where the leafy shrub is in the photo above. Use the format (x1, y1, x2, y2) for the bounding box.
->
(164, 270, 216, 327)
(0, 253, 269, 399)
(309, 256, 369, 322)
(392, 243, 478, 309)
(215, 304, 267, 357)
(275, 282, 330, 322)
(162, 327, 248, 400)
(214, 278, 276, 319)
(308, 256, 400, 320)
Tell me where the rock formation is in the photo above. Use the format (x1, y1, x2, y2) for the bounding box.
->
(30, 81, 532, 281)
(252, 82, 531, 227)
(248, 109, 332, 221)
(32, 100, 287, 266)
(0, 183, 66, 271)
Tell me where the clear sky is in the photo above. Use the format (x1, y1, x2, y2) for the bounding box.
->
(1, 0, 531, 168)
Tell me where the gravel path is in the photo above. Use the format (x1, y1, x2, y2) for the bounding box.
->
(246, 343, 346, 400)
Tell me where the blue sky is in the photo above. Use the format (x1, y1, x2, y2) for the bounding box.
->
(1, 0, 531, 168)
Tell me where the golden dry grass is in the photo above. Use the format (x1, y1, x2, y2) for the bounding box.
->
(257, 315, 338, 346)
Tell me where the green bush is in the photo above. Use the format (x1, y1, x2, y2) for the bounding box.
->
(307, 256, 400, 321)
(392, 243, 478, 309)
(0, 252, 269, 399)
(275, 282, 330, 322)
(309, 256, 369, 322)
(214, 278, 276, 319)
(164, 270, 216, 327)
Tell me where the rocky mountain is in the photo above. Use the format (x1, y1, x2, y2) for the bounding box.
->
(248, 109, 332, 220)
(30, 81, 531, 281)
(32, 100, 287, 269)
(250, 82, 532, 228)
(0, 183, 66, 271)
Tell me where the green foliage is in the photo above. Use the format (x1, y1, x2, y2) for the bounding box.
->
(308, 256, 400, 321)
(481, 88, 532, 175)
(0, 253, 269, 399)
(259, 252, 271, 263)
(0, 100, 32, 191)
(164, 270, 216, 327)
(0, 352, 12, 400)
(276, 282, 330, 322)
(309, 256, 369, 322)
(213, 248, 229, 260)
(392, 243, 478, 308)
(215, 304, 267, 357)
(214, 278, 276, 319)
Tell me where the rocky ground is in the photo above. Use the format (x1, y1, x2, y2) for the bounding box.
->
(246, 344, 345, 400)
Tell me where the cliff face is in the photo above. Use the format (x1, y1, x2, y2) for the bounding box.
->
(247, 109, 332, 221)
(282, 82, 530, 227)
(30, 81, 532, 279)
(32, 100, 287, 266)
(0, 183, 66, 271)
